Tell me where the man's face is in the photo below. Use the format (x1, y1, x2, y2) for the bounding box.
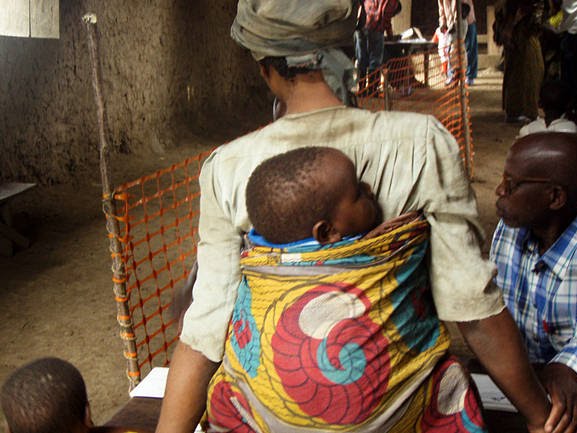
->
(495, 147, 553, 229)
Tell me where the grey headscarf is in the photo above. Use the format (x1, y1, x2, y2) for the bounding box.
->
(231, 0, 357, 105)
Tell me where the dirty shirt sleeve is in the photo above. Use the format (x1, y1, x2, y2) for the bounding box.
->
(179, 151, 242, 362)
(420, 117, 504, 321)
(551, 330, 577, 374)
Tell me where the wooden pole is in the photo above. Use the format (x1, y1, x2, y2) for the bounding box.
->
(83, 13, 140, 389)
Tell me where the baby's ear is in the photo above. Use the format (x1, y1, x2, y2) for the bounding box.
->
(85, 402, 94, 428)
(312, 220, 342, 244)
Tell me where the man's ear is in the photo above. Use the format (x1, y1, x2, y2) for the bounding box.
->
(312, 220, 342, 245)
(550, 185, 567, 210)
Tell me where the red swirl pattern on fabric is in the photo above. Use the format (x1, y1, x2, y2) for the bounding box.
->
(271, 283, 390, 425)
(208, 380, 256, 433)
(419, 357, 487, 432)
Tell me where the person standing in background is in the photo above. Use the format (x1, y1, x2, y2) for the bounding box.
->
(494, 0, 545, 123)
(463, 0, 478, 85)
(438, 0, 457, 37)
(438, 0, 469, 85)
(355, 0, 401, 94)
(559, 0, 577, 117)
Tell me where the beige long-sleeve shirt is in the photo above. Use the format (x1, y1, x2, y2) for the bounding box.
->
(180, 106, 503, 362)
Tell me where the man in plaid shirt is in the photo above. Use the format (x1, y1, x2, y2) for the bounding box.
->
(491, 132, 577, 432)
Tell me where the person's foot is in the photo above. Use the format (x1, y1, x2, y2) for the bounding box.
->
(466, 78, 474, 86)
(409, 78, 426, 88)
(505, 115, 533, 124)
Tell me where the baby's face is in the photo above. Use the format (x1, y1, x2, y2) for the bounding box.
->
(324, 154, 381, 237)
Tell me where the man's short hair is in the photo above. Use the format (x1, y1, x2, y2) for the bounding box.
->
(540, 80, 573, 113)
(246, 147, 343, 244)
(1, 357, 88, 433)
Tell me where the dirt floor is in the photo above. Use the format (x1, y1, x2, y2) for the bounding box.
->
(0, 67, 524, 431)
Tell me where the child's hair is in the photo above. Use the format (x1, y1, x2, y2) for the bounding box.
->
(1, 357, 88, 433)
(539, 80, 573, 114)
(246, 147, 345, 244)
(461, 2, 471, 19)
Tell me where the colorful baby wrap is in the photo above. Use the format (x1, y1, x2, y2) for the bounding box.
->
(206, 215, 487, 432)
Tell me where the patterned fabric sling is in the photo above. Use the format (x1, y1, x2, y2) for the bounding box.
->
(205, 213, 487, 432)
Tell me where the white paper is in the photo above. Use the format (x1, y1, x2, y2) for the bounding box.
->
(30, 0, 59, 39)
(129, 367, 203, 432)
(129, 367, 169, 398)
(471, 373, 517, 412)
(0, 0, 29, 37)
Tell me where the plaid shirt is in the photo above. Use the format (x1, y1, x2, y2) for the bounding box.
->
(490, 217, 577, 373)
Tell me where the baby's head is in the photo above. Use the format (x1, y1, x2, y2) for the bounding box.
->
(246, 147, 381, 245)
(1, 357, 92, 433)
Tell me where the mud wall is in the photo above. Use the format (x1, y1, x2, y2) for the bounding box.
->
(0, 1, 269, 184)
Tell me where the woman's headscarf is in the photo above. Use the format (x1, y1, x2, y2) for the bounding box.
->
(231, 0, 358, 105)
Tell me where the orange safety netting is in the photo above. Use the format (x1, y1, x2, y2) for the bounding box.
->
(356, 41, 474, 177)
(104, 149, 213, 388)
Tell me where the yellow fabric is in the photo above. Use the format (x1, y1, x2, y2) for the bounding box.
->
(207, 218, 453, 432)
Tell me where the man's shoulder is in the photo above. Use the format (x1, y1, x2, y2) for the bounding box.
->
(491, 220, 526, 259)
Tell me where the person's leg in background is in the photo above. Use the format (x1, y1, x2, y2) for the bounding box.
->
(355, 29, 369, 93)
(366, 28, 384, 95)
(465, 21, 478, 85)
(560, 32, 577, 119)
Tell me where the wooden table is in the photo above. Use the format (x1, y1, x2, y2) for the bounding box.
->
(0, 182, 36, 256)
(104, 396, 527, 433)
(104, 397, 162, 432)
(383, 39, 437, 87)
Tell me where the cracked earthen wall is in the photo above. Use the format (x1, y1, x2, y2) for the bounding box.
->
(0, 0, 268, 184)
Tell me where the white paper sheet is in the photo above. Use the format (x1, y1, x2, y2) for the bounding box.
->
(471, 373, 517, 412)
(129, 367, 169, 398)
(129, 367, 202, 432)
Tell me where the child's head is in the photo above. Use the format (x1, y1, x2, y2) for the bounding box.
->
(1, 357, 92, 433)
(539, 80, 573, 116)
(246, 147, 381, 244)
(461, 2, 470, 19)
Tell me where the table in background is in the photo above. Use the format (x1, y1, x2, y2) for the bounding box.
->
(104, 398, 161, 433)
(0, 182, 35, 256)
(383, 39, 437, 87)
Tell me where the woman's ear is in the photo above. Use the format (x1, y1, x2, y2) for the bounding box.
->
(312, 220, 342, 244)
(259, 63, 271, 82)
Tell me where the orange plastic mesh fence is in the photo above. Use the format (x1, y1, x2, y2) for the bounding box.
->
(356, 42, 474, 177)
(105, 149, 213, 387)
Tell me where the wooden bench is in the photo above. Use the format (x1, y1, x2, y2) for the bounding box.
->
(0, 182, 36, 256)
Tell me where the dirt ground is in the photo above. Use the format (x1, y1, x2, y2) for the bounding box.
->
(0, 67, 523, 431)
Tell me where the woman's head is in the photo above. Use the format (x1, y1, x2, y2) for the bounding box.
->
(246, 147, 381, 244)
(230, 0, 356, 61)
(231, 0, 358, 106)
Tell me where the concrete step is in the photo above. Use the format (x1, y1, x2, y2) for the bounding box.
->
(478, 53, 502, 70)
